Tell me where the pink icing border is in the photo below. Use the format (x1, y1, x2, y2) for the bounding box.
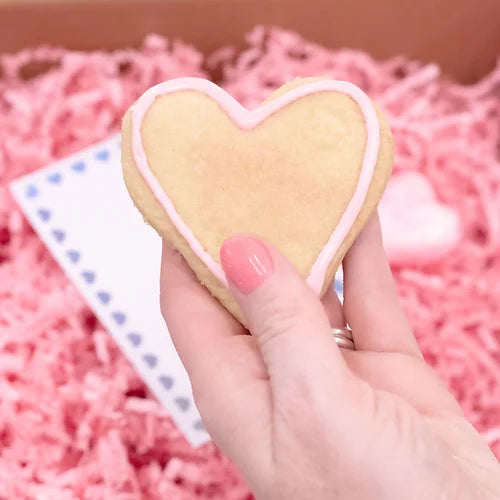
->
(131, 77, 380, 293)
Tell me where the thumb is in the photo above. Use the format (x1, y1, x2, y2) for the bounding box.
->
(220, 235, 350, 391)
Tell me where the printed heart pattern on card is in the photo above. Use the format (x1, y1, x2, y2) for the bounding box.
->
(121, 77, 393, 323)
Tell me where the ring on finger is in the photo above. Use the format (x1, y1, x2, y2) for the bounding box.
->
(331, 327, 355, 350)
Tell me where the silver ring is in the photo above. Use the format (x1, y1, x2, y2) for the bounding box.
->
(331, 327, 355, 350)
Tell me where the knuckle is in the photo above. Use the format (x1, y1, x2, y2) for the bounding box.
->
(255, 293, 305, 345)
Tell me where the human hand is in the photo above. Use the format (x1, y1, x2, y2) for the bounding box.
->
(160, 214, 500, 500)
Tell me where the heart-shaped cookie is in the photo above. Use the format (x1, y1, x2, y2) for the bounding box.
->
(379, 172, 461, 264)
(121, 77, 393, 324)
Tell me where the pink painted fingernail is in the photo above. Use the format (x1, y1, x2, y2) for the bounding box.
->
(220, 236, 273, 294)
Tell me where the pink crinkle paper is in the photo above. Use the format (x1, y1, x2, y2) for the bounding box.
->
(1, 27, 499, 499)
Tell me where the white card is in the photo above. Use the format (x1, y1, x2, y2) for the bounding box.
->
(10, 135, 209, 446)
(10, 134, 345, 447)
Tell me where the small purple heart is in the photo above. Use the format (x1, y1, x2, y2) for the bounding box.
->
(143, 353, 157, 368)
(37, 208, 51, 222)
(52, 229, 65, 242)
(81, 270, 95, 284)
(47, 172, 62, 184)
(127, 332, 142, 347)
(26, 185, 38, 198)
(112, 311, 126, 325)
(97, 291, 111, 304)
(193, 420, 206, 431)
(66, 249, 80, 263)
(174, 397, 190, 412)
(159, 375, 173, 390)
(71, 161, 85, 172)
(334, 280, 343, 293)
(95, 150, 109, 161)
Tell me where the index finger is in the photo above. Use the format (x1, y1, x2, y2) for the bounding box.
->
(160, 242, 271, 468)
(342, 213, 422, 358)
(160, 242, 245, 376)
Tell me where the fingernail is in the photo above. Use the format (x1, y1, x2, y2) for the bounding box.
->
(220, 236, 273, 294)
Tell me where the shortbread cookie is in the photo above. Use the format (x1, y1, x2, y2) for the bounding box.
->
(121, 77, 393, 324)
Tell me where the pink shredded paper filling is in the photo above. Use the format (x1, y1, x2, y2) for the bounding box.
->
(1, 28, 499, 498)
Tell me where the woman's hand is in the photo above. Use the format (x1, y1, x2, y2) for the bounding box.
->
(160, 214, 500, 500)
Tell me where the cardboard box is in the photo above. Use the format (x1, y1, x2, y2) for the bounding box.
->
(1, 0, 499, 83)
